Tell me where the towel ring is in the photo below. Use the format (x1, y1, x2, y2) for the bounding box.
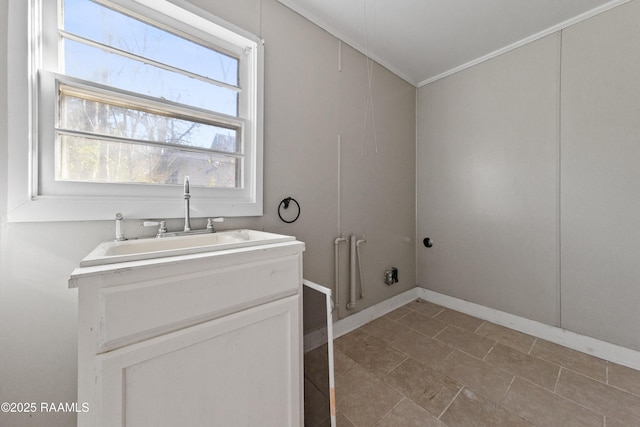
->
(278, 197, 301, 224)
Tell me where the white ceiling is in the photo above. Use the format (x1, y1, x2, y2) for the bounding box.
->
(277, 0, 630, 86)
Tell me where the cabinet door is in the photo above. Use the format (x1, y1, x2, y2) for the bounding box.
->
(95, 295, 301, 427)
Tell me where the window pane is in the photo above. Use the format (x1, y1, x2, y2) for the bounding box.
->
(63, 0, 238, 87)
(60, 93, 239, 153)
(63, 39, 239, 115)
(57, 135, 240, 188)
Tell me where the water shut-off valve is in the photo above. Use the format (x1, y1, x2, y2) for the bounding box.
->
(384, 267, 398, 286)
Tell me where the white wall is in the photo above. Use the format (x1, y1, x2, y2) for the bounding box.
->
(0, 1, 416, 425)
(559, 0, 640, 351)
(417, 34, 560, 326)
(417, 0, 640, 351)
(256, 0, 417, 323)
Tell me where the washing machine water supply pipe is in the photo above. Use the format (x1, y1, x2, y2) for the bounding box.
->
(335, 234, 367, 312)
(345, 235, 366, 310)
(348, 236, 357, 310)
(356, 237, 366, 300)
(334, 235, 348, 318)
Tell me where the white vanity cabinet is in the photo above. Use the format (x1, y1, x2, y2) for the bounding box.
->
(69, 239, 305, 427)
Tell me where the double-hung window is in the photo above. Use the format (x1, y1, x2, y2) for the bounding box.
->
(8, 0, 263, 221)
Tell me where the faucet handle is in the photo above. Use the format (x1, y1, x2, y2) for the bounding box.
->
(143, 220, 167, 238)
(206, 217, 224, 231)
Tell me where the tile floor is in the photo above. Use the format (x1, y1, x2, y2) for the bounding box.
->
(304, 299, 640, 426)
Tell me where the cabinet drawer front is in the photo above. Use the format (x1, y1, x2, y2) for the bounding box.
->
(97, 254, 300, 352)
(92, 295, 301, 427)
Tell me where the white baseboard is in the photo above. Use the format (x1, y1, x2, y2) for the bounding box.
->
(304, 286, 640, 371)
(303, 287, 420, 353)
(417, 288, 640, 371)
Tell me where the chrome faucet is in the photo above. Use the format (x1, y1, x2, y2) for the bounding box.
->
(184, 176, 191, 232)
(141, 177, 225, 237)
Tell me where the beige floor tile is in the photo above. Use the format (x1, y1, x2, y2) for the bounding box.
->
(441, 388, 532, 426)
(340, 334, 408, 377)
(475, 322, 536, 353)
(556, 368, 640, 424)
(434, 309, 485, 332)
(335, 412, 355, 427)
(334, 329, 369, 353)
(383, 357, 461, 417)
(360, 316, 412, 344)
(391, 330, 454, 368)
(530, 339, 606, 381)
(501, 377, 603, 427)
(375, 398, 447, 427)
(405, 299, 445, 317)
(383, 306, 412, 320)
(605, 415, 635, 427)
(608, 362, 640, 396)
(335, 364, 403, 426)
(397, 310, 448, 337)
(305, 377, 331, 427)
(334, 348, 356, 376)
(320, 305, 639, 427)
(436, 350, 514, 402)
(484, 343, 560, 390)
(435, 325, 496, 359)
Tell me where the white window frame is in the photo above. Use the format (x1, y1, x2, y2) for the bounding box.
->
(7, 0, 264, 222)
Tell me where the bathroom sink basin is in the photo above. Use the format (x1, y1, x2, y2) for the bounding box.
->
(79, 229, 296, 267)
